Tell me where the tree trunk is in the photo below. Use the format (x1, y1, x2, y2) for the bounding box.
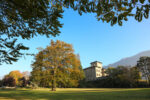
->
(145, 75, 149, 86)
(148, 77, 150, 87)
(51, 79, 56, 91)
(51, 69, 56, 91)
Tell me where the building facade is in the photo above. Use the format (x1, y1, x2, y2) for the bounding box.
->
(83, 61, 106, 81)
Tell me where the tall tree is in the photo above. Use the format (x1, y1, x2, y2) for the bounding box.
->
(31, 40, 84, 91)
(137, 56, 150, 85)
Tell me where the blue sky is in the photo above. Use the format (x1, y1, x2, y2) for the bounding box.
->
(1, 9, 150, 78)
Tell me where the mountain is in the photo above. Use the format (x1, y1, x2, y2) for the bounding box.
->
(106, 50, 150, 68)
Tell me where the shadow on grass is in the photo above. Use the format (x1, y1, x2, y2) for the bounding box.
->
(0, 88, 150, 100)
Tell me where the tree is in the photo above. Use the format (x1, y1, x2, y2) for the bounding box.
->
(3, 75, 16, 87)
(1, 0, 150, 65)
(22, 71, 30, 80)
(30, 51, 51, 87)
(105, 66, 140, 87)
(0, 79, 2, 87)
(3, 70, 30, 87)
(19, 77, 29, 87)
(31, 40, 84, 91)
(137, 56, 150, 85)
(130, 67, 141, 83)
(8, 70, 23, 86)
(0, 0, 63, 65)
(89, 0, 150, 26)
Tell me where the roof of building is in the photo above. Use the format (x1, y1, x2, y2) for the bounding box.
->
(90, 61, 102, 64)
(83, 61, 102, 70)
(83, 66, 94, 70)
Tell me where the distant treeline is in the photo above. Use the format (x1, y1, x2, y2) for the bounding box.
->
(0, 71, 30, 88)
(79, 78, 149, 88)
(0, 56, 150, 89)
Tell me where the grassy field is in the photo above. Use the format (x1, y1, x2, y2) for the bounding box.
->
(0, 88, 150, 100)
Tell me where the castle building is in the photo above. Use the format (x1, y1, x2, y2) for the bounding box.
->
(83, 61, 106, 81)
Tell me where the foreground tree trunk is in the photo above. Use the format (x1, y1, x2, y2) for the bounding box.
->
(51, 79, 56, 91)
(148, 77, 150, 86)
(51, 69, 56, 91)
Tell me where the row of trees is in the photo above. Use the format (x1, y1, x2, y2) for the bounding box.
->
(1, 63, 149, 88)
(0, 40, 85, 91)
(1, 40, 150, 90)
(0, 71, 30, 87)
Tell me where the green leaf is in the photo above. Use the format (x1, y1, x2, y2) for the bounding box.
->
(140, 0, 145, 4)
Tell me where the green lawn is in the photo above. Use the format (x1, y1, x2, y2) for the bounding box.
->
(0, 88, 150, 100)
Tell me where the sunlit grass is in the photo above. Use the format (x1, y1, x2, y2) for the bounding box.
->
(0, 88, 150, 100)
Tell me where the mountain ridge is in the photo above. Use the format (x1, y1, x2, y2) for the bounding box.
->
(105, 50, 150, 68)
